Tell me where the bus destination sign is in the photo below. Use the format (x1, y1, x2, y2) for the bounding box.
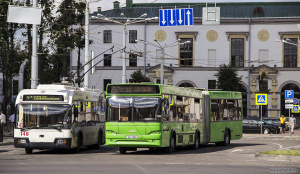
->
(23, 95, 64, 101)
(107, 85, 160, 94)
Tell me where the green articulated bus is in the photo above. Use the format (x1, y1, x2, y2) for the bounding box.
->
(105, 83, 243, 154)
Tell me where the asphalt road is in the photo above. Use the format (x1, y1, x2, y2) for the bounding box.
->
(0, 134, 300, 174)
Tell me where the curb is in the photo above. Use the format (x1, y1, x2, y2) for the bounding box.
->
(255, 153, 300, 162)
(0, 142, 13, 146)
(242, 134, 300, 138)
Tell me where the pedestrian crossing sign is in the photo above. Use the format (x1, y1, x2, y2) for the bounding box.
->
(255, 94, 267, 105)
(291, 105, 299, 113)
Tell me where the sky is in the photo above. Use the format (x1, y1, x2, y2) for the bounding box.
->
(89, 0, 300, 13)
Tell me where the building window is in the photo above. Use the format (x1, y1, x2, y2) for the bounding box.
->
(253, 7, 264, 17)
(104, 54, 111, 66)
(129, 53, 137, 67)
(103, 79, 111, 91)
(231, 38, 245, 67)
(284, 38, 298, 67)
(129, 30, 137, 43)
(179, 38, 193, 67)
(103, 30, 112, 43)
(208, 80, 216, 89)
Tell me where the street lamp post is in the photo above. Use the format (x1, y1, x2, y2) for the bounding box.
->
(97, 13, 158, 83)
(80, 0, 101, 88)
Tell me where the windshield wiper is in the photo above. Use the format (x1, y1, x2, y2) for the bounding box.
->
(50, 125, 62, 132)
(21, 126, 39, 131)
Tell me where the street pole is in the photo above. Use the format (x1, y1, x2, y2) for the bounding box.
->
(289, 109, 291, 134)
(84, 2, 90, 88)
(122, 24, 127, 83)
(97, 13, 157, 84)
(261, 105, 262, 134)
(160, 48, 165, 84)
(31, 0, 38, 89)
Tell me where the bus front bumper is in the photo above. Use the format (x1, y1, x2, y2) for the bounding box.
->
(14, 138, 72, 149)
(106, 139, 162, 148)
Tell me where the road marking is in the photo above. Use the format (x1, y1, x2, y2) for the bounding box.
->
(134, 163, 150, 174)
(231, 149, 243, 153)
(281, 145, 300, 150)
(272, 143, 283, 149)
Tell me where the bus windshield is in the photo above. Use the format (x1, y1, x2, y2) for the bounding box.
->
(17, 104, 72, 129)
(108, 97, 161, 122)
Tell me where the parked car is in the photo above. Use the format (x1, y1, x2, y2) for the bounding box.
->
(243, 118, 280, 134)
(263, 118, 289, 131)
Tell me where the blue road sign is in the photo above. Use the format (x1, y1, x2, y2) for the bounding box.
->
(256, 94, 267, 105)
(292, 105, 299, 113)
(285, 90, 294, 99)
(159, 8, 193, 27)
(293, 98, 298, 105)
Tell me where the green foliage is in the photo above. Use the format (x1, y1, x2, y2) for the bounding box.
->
(130, 70, 150, 83)
(0, 0, 27, 113)
(260, 150, 300, 156)
(214, 64, 242, 91)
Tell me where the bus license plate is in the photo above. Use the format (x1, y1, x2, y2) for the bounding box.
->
(126, 136, 138, 139)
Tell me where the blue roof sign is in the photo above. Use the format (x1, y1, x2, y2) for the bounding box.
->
(159, 8, 193, 27)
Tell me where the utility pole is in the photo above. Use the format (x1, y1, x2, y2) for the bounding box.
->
(31, 0, 38, 89)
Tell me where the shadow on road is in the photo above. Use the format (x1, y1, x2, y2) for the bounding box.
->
(18, 142, 265, 155)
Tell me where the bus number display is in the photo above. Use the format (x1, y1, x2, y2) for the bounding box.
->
(20, 132, 29, 136)
(23, 95, 64, 101)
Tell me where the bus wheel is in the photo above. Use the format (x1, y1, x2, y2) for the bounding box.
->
(224, 130, 230, 146)
(75, 133, 82, 153)
(97, 133, 102, 149)
(119, 147, 126, 154)
(166, 136, 175, 153)
(192, 133, 199, 150)
(25, 148, 33, 154)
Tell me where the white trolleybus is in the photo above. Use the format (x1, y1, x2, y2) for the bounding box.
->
(14, 84, 105, 154)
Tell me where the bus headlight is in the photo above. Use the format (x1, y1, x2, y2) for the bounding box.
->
(106, 130, 115, 134)
(150, 131, 160, 134)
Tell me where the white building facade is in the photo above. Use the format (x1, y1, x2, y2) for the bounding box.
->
(71, 1, 300, 118)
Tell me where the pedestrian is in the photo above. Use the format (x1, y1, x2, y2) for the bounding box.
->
(289, 114, 296, 134)
(280, 114, 286, 133)
(0, 111, 6, 125)
(9, 113, 15, 135)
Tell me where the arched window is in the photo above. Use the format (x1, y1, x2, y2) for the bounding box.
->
(253, 7, 264, 17)
(281, 83, 300, 117)
(179, 83, 194, 88)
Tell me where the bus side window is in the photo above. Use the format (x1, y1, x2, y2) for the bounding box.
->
(176, 96, 183, 121)
(163, 98, 169, 121)
(73, 105, 78, 126)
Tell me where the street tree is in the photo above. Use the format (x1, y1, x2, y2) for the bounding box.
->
(130, 70, 150, 83)
(0, 1, 26, 114)
(214, 64, 242, 91)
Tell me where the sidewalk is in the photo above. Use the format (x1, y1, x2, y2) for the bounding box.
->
(0, 131, 14, 146)
(243, 128, 300, 138)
